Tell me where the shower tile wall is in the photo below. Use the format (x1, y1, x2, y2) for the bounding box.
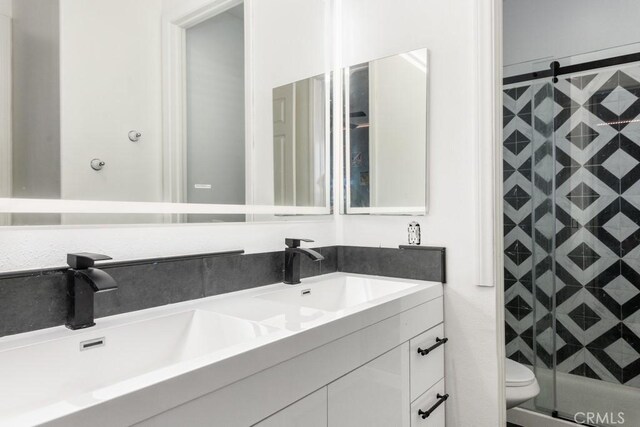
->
(504, 63, 640, 388)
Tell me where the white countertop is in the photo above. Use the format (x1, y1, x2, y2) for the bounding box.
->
(0, 272, 443, 426)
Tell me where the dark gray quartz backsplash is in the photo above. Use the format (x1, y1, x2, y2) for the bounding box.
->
(338, 246, 446, 282)
(0, 245, 444, 337)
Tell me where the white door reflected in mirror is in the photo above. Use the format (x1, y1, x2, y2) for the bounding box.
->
(272, 74, 329, 208)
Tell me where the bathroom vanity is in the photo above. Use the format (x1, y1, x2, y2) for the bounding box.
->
(0, 273, 445, 427)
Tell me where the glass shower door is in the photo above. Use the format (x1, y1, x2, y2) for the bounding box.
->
(506, 55, 640, 427)
(529, 76, 559, 416)
(503, 70, 558, 415)
(551, 61, 640, 426)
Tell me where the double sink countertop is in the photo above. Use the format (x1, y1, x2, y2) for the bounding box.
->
(0, 272, 443, 426)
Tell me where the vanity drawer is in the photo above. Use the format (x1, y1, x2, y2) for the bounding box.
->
(410, 323, 445, 401)
(410, 379, 446, 427)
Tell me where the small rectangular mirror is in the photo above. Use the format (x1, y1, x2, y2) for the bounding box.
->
(344, 48, 428, 215)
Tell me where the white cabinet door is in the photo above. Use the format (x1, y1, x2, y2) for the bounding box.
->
(328, 343, 410, 427)
(254, 388, 327, 427)
(410, 379, 446, 427)
(409, 323, 445, 401)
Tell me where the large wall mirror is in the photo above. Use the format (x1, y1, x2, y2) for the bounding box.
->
(0, 0, 333, 225)
(343, 48, 428, 215)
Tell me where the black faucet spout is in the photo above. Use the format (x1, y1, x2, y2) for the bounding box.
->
(74, 268, 118, 292)
(288, 247, 325, 262)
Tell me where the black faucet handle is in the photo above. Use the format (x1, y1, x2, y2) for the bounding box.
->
(285, 238, 314, 248)
(67, 253, 112, 269)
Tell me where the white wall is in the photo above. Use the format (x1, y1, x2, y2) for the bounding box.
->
(0, 14, 9, 204)
(11, 0, 61, 226)
(339, 0, 499, 425)
(250, 0, 331, 206)
(0, 219, 336, 271)
(0, 0, 8, 207)
(0, 0, 10, 17)
(370, 52, 426, 208)
(11, 0, 60, 199)
(504, 0, 640, 76)
(59, 0, 164, 207)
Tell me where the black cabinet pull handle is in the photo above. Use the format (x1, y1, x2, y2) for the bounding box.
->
(418, 393, 449, 419)
(417, 337, 448, 356)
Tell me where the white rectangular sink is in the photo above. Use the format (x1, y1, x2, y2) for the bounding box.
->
(254, 275, 421, 312)
(0, 310, 274, 421)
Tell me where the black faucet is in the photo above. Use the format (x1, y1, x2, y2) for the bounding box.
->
(284, 238, 325, 285)
(66, 253, 118, 330)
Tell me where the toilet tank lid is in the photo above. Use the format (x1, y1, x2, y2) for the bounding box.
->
(506, 359, 536, 387)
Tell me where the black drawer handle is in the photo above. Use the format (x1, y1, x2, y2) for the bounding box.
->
(417, 337, 448, 356)
(418, 393, 449, 419)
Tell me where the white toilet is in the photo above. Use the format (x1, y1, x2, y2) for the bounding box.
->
(506, 358, 540, 409)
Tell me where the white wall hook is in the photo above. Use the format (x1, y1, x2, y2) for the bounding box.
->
(128, 130, 142, 142)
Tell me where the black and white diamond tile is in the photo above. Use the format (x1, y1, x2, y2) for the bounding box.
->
(504, 62, 640, 388)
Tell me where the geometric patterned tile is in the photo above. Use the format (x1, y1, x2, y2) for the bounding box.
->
(505, 240, 532, 265)
(602, 147, 639, 179)
(604, 338, 640, 368)
(566, 122, 599, 150)
(603, 212, 637, 241)
(602, 85, 638, 116)
(566, 183, 600, 209)
(505, 130, 532, 155)
(505, 185, 531, 210)
(566, 73, 597, 90)
(603, 275, 640, 305)
(504, 64, 640, 389)
(567, 242, 601, 270)
(569, 303, 601, 330)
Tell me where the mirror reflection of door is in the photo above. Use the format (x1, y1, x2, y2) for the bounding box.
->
(272, 74, 327, 207)
(185, 4, 245, 222)
(273, 83, 295, 206)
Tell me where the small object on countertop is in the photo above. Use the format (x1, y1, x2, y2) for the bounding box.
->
(408, 221, 421, 245)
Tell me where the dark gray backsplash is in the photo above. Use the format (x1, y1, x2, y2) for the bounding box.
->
(0, 245, 444, 338)
(338, 246, 446, 282)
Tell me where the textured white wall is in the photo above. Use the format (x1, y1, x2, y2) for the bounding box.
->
(504, 0, 640, 76)
(0, 219, 336, 271)
(0, 0, 10, 17)
(339, 0, 500, 425)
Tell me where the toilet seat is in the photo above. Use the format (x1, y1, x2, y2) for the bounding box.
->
(506, 359, 536, 387)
